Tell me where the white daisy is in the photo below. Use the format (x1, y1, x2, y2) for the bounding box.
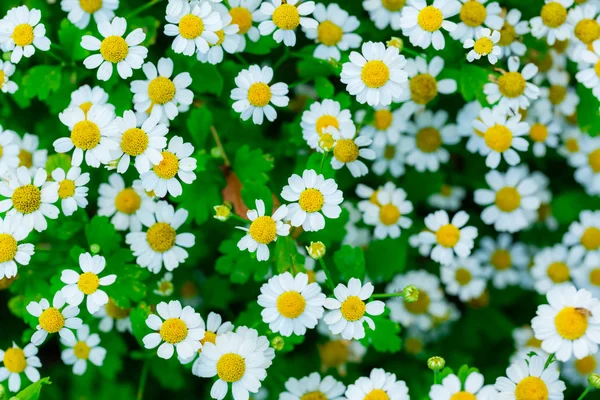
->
(0, 343, 41, 393)
(363, 0, 406, 30)
(441, 257, 487, 302)
(563, 210, 600, 254)
(484, 56, 540, 113)
(11, 133, 47, 175)
(182, 311, 235, 364)
(258, 0, 317, 47)
(93, 299, 132, 333)
(497, 8, 529, 58)
(228, 0, 267, 52)
(562, 353, 600, 386)
(154, 272, 174, 297)
(531, 245, 584, 294)
(300, 99, 356, 152)
(0, 6, 51, 64)
(567, 3, 600, 62)
(570, 136, 600, 195)
(68, 85, 115, 117)
(61, 0, 118, 29)
(418, 210, 478, 265)
(329, 127, 375, 178)
(464, 28, 501, 64)
(526, 105, 561, 157)
(362, 186, 413, 239)
(512, 326, 546, 360)
(26, 291, 83, 346)
(573, 251, 600, 298)
(476, 234, 529, 289)
(536, 69, 579, 116)
(52, 167, 90, 217)
(345, 368, 409, 400)
(0, 214, 34, 280)
(559, 127, 584, 160)
(530, 0, 575, 45)
(430, 372, 497, 400)
(495, 355, 565, 399)
(316, 322, 368, 376)
(81, 17, 148, 81)
(427, 185, 466, 211)
(370, 140, 405, 177)
(196, 4, 241, 65)
(323, 278, 385, 340)
(164, 1, 222, 56)
(359, 106, 406, 147)
(281, 372, 346, 400)
(451, 0, 503, 42)
(399, 0, 461, 50)
(0, 61, 18, 94)
(60, 324, 106, 376)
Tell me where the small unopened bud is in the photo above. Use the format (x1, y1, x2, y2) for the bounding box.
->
(214, 203, 232, 221)
(589, 373, 600, 389)
(318, 133, 336, 152)
(428, 356, 445, 372)
(306, 241, 326, 260)
(387, 37, 404, 51)
(210, 147, 224, 159)
(90, 244, 100, 254)
(271, 336, 284, 351)
(403, 285, 419, 303)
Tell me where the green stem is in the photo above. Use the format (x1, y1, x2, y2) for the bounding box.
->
(434, 370, 439, 385)
(576, 385, 592, 400)
(370, 292, 406, 299)
(544, 353, 555, 369)
(136, 360, 150, 400)
(319, 151, 328, 173)
(45, 46, 63, 63)
(318, 258, 335, 291)
(126, 0, 163, 19)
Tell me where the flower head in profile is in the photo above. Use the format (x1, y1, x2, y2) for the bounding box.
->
(0, 6, 51, 64)
(0, 342, 41, 393)
(237, 199, 290, 261)
(60, 324, 107, 376)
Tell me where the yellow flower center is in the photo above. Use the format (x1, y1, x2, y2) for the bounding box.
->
(272, 4, 300, 30)
(418, 6, 443, 32)
(455, 268, 472, 285)
(529, 123, 548, 143)
(318, 340, 349, 368)
(199, 331, 218, 351)
(575, 355, 597, 375)
(535, 53, 553, 73)
(58, 179, 76, 199)
(379, 203, 401, 225)
(365, 390, 390, 400)
(374, 109, 393, 130)
(77, 271, 100, 295)
(498, 72, 526, 98)
(589, 149, 600, 172)
(158, 280, 174, 294)
(410, 73, 438, 105)
(546, 261, 570, 283)
(590, 268, 600, 286)
(459, 0, 487, 27)
(71, 120, 101, 150)
(405, 290, 430, 314)
(146, 222, 176, 253)
(575, 19, 600, 44)
(317, 20, 343, 46)
(436, 224, 460, 247)
(12, 184, 41, 214)
(230, 7, 253, 34)
(18, 149, 33, 169)
(498, 22, 517, 46)
(474, 37, 494, 55)
(300, 392, 327, 400)
(384, 145, 395, 159)
(333, 139, 359, 163)
(541, 2, 567, 28)
(548, 85, 566, 104)
(299, 188, 324, 213)
(79, 101, 93, 116)
(179, 14, 204, 39)
(249, 216, 277, 245)
(39, 307, 65, 333)
(0, 234, 17, 263)
(12, 24, 34, 47)
(100, 36, 129, 63)
(495, 187, 521, 212)
(581, 227, 600, 250)
(159, 318, 188, 344)
(121, 128, 149, 156)
(217, 353, 246, 382)
(276, 291, 306, 319)
(148, 76, 176, 105)
(153, 151, 179, 179)
(315, 115, 339, 134)
(416, 127, 442, 153)
(554, 307, 589, 340)
(361, 60, 390, 88)
(105, 298, 130, 319)
(370, 190, 380, 206)
(491, 249, 512, 270)
(247, 82, 272, 107)
(3, 348, 26, 373)
(382, 0, 406, 11)
(74, 341, 91, 360)
(515, 377, 548, 400)
(340, 295, 366, 321)
(485, 124, 513, 152)
(115, 188, 141, 214)
(79, 0, 103, 14)
(565, 138, 579, 153)
(450, 392, 477, 400)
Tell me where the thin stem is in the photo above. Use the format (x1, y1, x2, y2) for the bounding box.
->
(576, 385, 592, 400)
(544, 353, 555, 370)
(319, 151, 328, 173)
(45, 47, 63, 63)
(210, 125, 231, 167)
(126, 0, 163, 19)
(370, 292, 406, 299)
(434, 370, 439, 385)
(136, 359, 150, 400)
(318, 258, 335, 291)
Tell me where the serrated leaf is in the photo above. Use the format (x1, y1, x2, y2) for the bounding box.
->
(234, 145, 274, 186)
(186, 106, 213, 148)
(215, 232, 269, 283)
(359, 314, 402, 353)
(22, 66, 62, 100)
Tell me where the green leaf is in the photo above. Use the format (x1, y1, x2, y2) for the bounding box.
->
(57, 19, 88, 61)
(576, 84, 600, 136)
(274, 236, 306, 274)
(359, 314, 402, 353)
(22, 66, 63, 100)
(215, 232, 269, 283)
(298, 58, 336, 79)
(129, 302, 152, 346)
(186, 106, 213, 148)
(552, 191, 600, 224)
(105, 264, 149, 308)
(459, 65, 490, 105)
(243, 35, 279, 55)
(150, 357, 185, 390)
(190, 63, 224, 95)
(14, 377, 51, 400)
(333, 245, 366, 280)
(85, 216, 120, 255)
(241, 182, 273, 215)
(199, 276, 235, 310)
(314, 76, 334, 99)
(234, 145, 274, 186)
(365, 237, 408, 282)
(438, 367, 455, 381)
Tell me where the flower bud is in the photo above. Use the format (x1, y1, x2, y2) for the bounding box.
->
(428, 356, 445, 372)
(271, 336, 284, 351)
(589, 373, 600, 389)
(387, 37, 404, 51)
(90, 244, 100, 254)
(306, 241, 326, 260)
(214, 203, 232, 221)
(403, 285, 419, 303)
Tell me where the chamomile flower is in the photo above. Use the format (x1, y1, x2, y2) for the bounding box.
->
(361, 186, 413, 239)
(524, 108, 561, 158)
(228, 0, 267, 52)
(563, 210, 600, 254)
(281, 169, 343, 232)
(0, 6, 51, 64)
(451, 0, 503, 42)
(464, 28, 501, 64)
(0, 61, 18, 94)
(484, 56, 540, 113)
(126, 201, 195, 274)
(345, 368, 409, 400)
(329, 127, 375, 178)
(52, 167, 90, 217)
(281, 372, 346, 400)
(196, 5, 241, 65)
(0, 343, 41, 393)
(304, 3, 362, 61)
(531, 245, 584, 294)
(532, 284, 600, 361)
(495, 355, 565, 399)
(496, 9, 529, 58)
(573, 252, 600, 298)
(60, 0, 118, 29)
(399, 0, 461, 50)
(301, 99, 355, 152)
(427, 185, 466, 211)
(562, 353, 600, 386)
(567, 3, 600, 61)
(0, 214, 34, 280)
(142, 300, 204, 360)
(400, 110, 460, 172)
(237, 200, 290, 262)
(81, 17, 148, 81)
(570, 136, 600, 195)
(530, 0, 575, 45)
(164, 1, 222, 56)
(258, 272, 326, 336)
(323, 278, 385, 340)
(60, 252, 117, 314)
(363, 0, 406, 30)
(259, 0, 317, 47)
(55, 105, 118, 168)
(140, 135, 197, 198)
(0, 167, 59, 234)
(370, 140, 405, 177)
(340, 41, 408, 107)
(60, 325, 106, 376)
(68, 85, 114, 117)
(441, 257, 487, 302)
(154, 272, 174, 297)
(231, 65, 289, 125)
(418, 210, 478, 265)
(181, 312, 235, 364)
(430, 372, 497, 400)
(476, 234, 529, 289)
(11, 133, 46, 175)
(359, 106, 406, 147)
(26, 291, 83, 346)
(559, 127, 584, 160)
(536, 69, 579, 116)
(131, 58, 194, 122)
(94, 299, 131, 333)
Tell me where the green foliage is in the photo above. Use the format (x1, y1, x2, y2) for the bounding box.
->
(333, 245, 366, 280)
(360, 313, 402, 353)
(14, 377, 51, 400)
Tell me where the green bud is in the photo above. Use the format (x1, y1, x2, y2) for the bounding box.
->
(403, 285, 419, 303)
(306, 241, 326, 260)
(271, 336, 284, 351)
(428, 356, 445, 372)
(210, 147, 224, 159)
(589, 373, 600, 389)
(90, 244, 101, 254)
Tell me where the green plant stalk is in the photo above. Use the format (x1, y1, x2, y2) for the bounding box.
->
(136, 359, 150, 400)
(318, 258, 335, 291)
(370, 292, 406, 299)
(576, 385, 592, 400)
(544, 353, 555, 369)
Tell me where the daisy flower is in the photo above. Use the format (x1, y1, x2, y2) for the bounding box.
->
(464, 28, 501, 64)
(281, 372, 346, 400)
(140, 135, 197, 198)
(258, 271, 326, 336)
(563, 210, 600, 254)
(60, 252, 117, 314)
(0, 6, 51, 64)
(399, 0, 461, 50)
(323, 278, 385, 340)
(316, 322, 367, 376)
(526, 105, 561, 157)
(400, 110, 459, 172)
(26, 291, 83, 346)
(125, 201, 195, 274)
(0, 167, 59, 234)
(573, 252, 600, 298)
(531, 245, 584, 294)
(340, 41, 408, 107)
(419, 210, 477, 265)
(484, 56, 540, 113)
(98, 174, 156, 232)
(474, 166, 541, 233)
(440, 257, 487, 302)
(81, 17, 147, 81)
(60, 325, 106, 376)
(427, 185, 466, 211)
(237, 199, 290, 261)
(430, 372, 497, 400)
(472, 105, 529, 168)
(52, 167, 90, 217)
(55, 104, 118, 168)
(532, 284, 600, 361)
(68, 85, 114, 117)
(196, 4, 241, 65)
(495, 355, 565, 399)
(329, 127, 375, 178)
(281, 169, 343, 232)
(258, 0, 317, 47)
(359, 106, 406, 147)
(11, 133, 47, 175)
(164, 1, 222, 56)
(570, 136, 600, 195)
(451, 0, 503, 42)
(231, 65, 289, 125)
(60, 0, 118, 29)
(0, 343, 41, 393)
(559, 127, 584, 161)
(0, 214, 33, 280)
(94, 299, 131, 333)
(496, 9, 529, 58)
(530, 0, 575, 45)
(131, 58, 194, 122)
(567, 3, 600, 62)
(512, 326, 546, 361)
(300, 99, 355, 152)
(154, 272, 174, 297)
(304, 3, 362, 61)
(228, 0, 267, 52)
(363, 0, 406, 30)
(182, 312, 235, 364)
(536, 69, 579, 116)
(362, 186, 413, 239)
(562, 353, 600, 386)
(370, 140, 405, 177)
(142, 300, 204, 360)
(476, 234, 529, 289)
(0, 61, 18, 94)
(345, 368, 409, 400)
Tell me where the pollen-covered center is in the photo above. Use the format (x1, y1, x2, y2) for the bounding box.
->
(216, 353, 246, 382)
(581, 227, 600, 250)
(0, 71, 5, 88)
(39, 307, 65, 333)
(495, 187, 521, 212)
(74, 341, 91, 359)
(153, 151, 179, 179)
(333, 139, 359, 163)
(374, 109, 393, 130)
(121, 128, 149, 156)
(12, 24, 34, 47)
(379, 204, 401, 226)
(115, 188, 142, 214)
(405, 290, 430, 314)
(565, 138, 579, 153)
(80, 0, 103, 14)
(299, 188, 324, 213)
(18, 149, 33, 169)
(548, 85, 566, 104)
(416, 127, 442, 153)
(450, 392, 477, 400)
(547, 261, 570, 283)
(249, 216, 277, 244)
(317, 21, 343, 46)
(491, 249, 512, 270)
(575, 355, 597, 375)
(100, 36, 129, 63)
(78, 271, 100, 295)
(71, 120, 101, 150)
(515, 376, 548, 400)
(315, 115, 339, 134)
(382, 0, 406, 11)
(276, 291, 306, 319)
(365, 389, 390, 400)
(3, 348, 26, 373)
(589, 149, 600, 172)
(0, 234, 17, 263)
(410, 73, 438, 105)
(418, 6, 443, 32)
(554, 307, 588, 340)
(179, 14, 204, 39)
(148, 77, 176, 105)
(455, 268, 472, 285)
(12, 184, 41, 214)
(159, 317, 188, 344)
(300, 391, 328, 400)
(57, 179, 75, 199)
(230, 7, 253, 34)
(485, 124, 513, 152)
(361, 60, 390, 88)
(340, 295, 366, 321)
(436, 224, 460, 247)
(498, 72, 526, 98)
(540, 2, 567, 28)
(272, 4, 300, 30)
(440, 184, 453, 196)
(146, 222, 177, 253)
(575, 19, 600, 44)
(498, 22, 517, 46)
(247, 82, 272, 107)
(460, 0, 487, 27)
(529, 123, 549, 142)
(474, 37, 494, 55)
